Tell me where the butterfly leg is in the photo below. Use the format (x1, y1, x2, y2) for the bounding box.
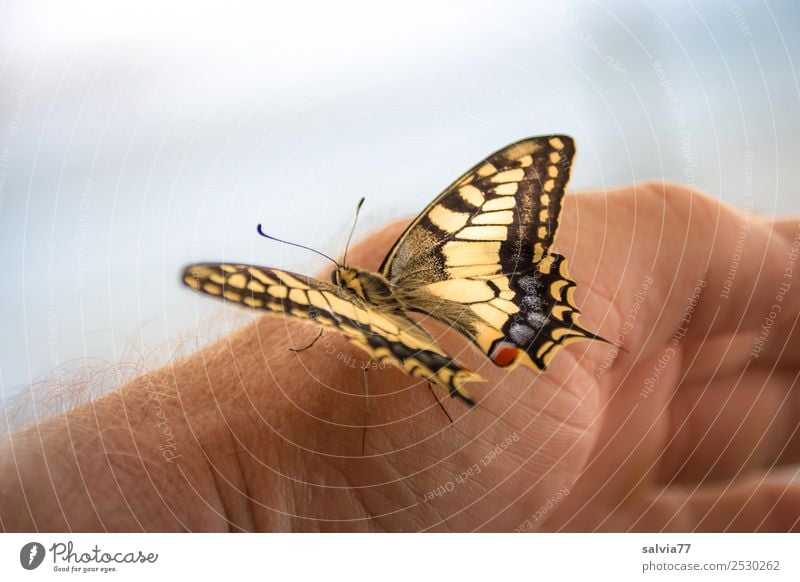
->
(361, 362, 371, 455)
(427, 382, 454, 424)
(289, 327, 324, 353)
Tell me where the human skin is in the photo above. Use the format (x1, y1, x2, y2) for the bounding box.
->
(1, 181, 799, 532)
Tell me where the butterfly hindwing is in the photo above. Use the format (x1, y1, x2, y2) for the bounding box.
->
(183, 264, 479, 401)
(380, 135, 603, 371)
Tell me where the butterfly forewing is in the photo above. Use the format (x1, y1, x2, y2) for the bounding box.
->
(381, 135, 572, 277)
(183, 263, 479, 402)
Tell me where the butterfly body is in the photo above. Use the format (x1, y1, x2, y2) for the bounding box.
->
(332, 267, 396, 308)
(183, 135, 605, 404)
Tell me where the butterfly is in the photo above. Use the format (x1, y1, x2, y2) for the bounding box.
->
(182, 135, 605, 404)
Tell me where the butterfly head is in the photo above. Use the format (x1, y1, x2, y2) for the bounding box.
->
(333, 266, 394, 305)
(332, 266, 364, 298)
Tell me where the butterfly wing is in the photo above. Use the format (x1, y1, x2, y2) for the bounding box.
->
(183, 264, 480, 402)
(380, 135, 604, 371)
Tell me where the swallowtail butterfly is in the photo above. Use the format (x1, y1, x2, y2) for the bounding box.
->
(183, 136, 605, 403)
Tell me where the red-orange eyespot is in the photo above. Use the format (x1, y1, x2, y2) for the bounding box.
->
(491, 344, 520, 367)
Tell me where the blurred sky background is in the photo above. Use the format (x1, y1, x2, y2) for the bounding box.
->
(1, 0, 799, 413)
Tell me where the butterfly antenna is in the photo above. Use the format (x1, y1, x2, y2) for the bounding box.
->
(342, 197, 366, 266)
(256, 224, 339, 268)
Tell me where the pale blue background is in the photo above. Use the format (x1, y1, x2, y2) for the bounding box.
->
(1, 0, 798, 416)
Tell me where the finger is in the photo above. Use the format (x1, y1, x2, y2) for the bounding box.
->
(758, 318, 800, 370)
(681, 334, 754, 385)
(659, 369, 800, 484)
(769, 215, 800, 243)
(542, 468, 800, 532)
(659, 468, 800, 531)
(682, 191, 799, 341)
(561, 183, 800, 359)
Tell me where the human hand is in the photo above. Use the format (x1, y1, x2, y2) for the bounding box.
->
(256, 180, 800, 532)
(3, 181, 798, 532)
